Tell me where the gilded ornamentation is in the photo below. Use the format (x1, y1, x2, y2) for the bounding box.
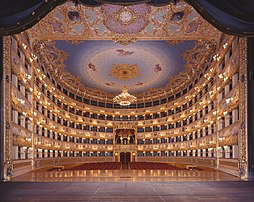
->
(116, 7, 136, 25)
(112, 36, 137, 45)
(28, 2, 220, 41)
(4, 3, 247, 178)
(3, 36, 12, 180)
(102, 4, 148, 34)
(26, 0, 220, 102)
(239, 38, 248, 179)
(109, 64, 141, 81)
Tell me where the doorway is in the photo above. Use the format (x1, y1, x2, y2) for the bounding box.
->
(120, 152, 131, 165)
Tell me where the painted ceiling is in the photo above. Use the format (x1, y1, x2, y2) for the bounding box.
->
(30, 1, 220, 41)
(29, 1, 220, 99)
(38, 39, 211, 97)
(53, 40, 194, 94)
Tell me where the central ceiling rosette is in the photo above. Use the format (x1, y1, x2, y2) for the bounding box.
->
(109, 64, 141, 81)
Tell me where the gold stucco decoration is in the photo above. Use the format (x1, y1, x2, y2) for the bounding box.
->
(109, 64, 141, 81)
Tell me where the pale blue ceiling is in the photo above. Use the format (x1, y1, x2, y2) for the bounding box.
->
(55, 40, 195, 94)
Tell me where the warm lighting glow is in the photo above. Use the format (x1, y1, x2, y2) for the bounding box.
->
(22, 43, 27, 49)
(17, 97, 25, 105)
(113, 86, 137, 106)
(223, 42, 228, 49)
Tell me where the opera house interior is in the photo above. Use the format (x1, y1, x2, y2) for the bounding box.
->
(1, 0, 254, 201)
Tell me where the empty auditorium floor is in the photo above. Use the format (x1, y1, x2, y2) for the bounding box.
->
(12, 168, 240, 182)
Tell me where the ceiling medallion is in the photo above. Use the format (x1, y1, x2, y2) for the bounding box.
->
(102, 4, 149, 34)
(110, 64, 141, 81)
(113, 86, 137, 106)
(116, 7, 136, 25)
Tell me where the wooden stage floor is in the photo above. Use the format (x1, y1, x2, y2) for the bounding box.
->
(1, 168, 254, 201)
(12, 168, 239, 182)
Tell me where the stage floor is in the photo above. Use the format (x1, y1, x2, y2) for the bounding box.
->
(12, 168, 239, 182)
(1, 181, 254, 201)
(4, 169, 253, 201)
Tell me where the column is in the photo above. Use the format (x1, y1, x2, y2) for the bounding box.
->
(12, 110, 18, 124)
(192, 150, 195, 157)
(218, 119, 223, 131)
(208, 103, 212, 111)
(20, 147, 26, 159)
(208, 125, 212, 135)
(208, 149, 212, 157)
(214, 148, 217, 157)
(20, 84, 25, 96)
(225, 114, 230, 127)
(12, 146, 19, 160)
(218, 92, 223, 103)
(232, 73, 239, 87)
(224, 146, 230, 158)
(232, 145, 239, 158)
(28, 148, 33, 159)
(27, 120, 32, 131)
(202, 149, 206, 157)
(197, 149, 201, 157)
(217, 147, 222, 158)
(11, 74, 18, 87)
(38, 126, 42, 135)
(225, 83, 230, 95)
(27, 92, 32, 103)
(20, 115, 25, 127)
(38, 149, 42, 158)
(232, 108, 239, 123)
(44, 150, 48, 158)
(50, 150, 53, 158)
(197, 130, 201, 138)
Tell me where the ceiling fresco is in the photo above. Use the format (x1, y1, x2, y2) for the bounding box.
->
(44, 40, 195, 94)
(36, 39, 213, 98)
(29, 1, 220, 100)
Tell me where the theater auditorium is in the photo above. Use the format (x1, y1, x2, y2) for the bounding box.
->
(1, 0, 254, 201)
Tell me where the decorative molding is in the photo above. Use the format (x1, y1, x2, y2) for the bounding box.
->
(28, 2, 220, 41)
(239, 38, 248, 178)
(3, 36, 12, 180)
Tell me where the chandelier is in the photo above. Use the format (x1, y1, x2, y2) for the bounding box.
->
(113, 86, 137, 106)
